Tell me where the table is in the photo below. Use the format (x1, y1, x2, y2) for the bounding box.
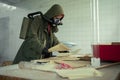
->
(0, 63, 120, 80)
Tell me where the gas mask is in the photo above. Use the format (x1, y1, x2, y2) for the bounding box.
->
(51, 18, 63, 26)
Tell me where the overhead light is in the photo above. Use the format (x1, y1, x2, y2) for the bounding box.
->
(1, 2, 16, 10)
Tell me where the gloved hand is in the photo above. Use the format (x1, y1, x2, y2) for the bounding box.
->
(42, 48, 49, 54)
(42, 48, 52, 58)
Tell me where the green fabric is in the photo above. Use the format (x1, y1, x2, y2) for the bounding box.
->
(13, 4, 64, 64)
(44, 4, 64, 19)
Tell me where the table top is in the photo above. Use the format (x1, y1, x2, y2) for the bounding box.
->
(0, 62, 120, 80)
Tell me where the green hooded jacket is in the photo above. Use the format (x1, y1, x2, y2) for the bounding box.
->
(13, 4, 64, 64)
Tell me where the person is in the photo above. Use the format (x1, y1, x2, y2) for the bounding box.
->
(13, 4, 64, 64)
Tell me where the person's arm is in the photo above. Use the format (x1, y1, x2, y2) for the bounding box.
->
(52, 33, 60, 46)
(52, 34, 69, 53)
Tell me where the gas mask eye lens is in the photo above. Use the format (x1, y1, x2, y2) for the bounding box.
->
(54, 18, 60, 24)
(53, 18, 62, 25)
(50, 18, 63, 26)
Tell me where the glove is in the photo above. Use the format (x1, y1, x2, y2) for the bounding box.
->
(42, 48, 52, 58)
(42, 48, 49, 54)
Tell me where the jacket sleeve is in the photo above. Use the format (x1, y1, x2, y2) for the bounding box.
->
(52, 33, 60, 46)
(28, 16, 44, 54)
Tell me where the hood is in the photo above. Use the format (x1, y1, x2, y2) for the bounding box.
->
(44, 4, 64, 20)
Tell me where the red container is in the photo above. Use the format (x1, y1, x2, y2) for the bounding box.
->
(92, 44, 120, 62)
